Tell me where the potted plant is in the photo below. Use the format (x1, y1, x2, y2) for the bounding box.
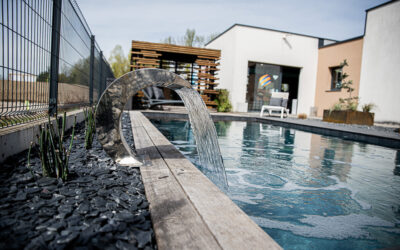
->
(322, 59, 375, 126)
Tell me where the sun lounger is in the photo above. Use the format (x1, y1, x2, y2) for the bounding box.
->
(260, 92, 290, 119)
(142, 86, 183, 108)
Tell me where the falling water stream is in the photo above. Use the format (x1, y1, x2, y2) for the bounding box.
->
(175, 87, 228, 188)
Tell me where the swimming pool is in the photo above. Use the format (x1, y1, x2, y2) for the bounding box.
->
(150, 119, 400, 250)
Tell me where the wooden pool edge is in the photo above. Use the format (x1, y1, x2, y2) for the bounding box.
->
(130, 111, 282, 250)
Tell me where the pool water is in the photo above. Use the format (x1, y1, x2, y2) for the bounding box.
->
(150, 119, 400, 250)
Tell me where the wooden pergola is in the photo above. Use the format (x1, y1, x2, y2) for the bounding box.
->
(130, 40, 221, 108)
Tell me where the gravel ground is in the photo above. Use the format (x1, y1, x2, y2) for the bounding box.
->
(0, 113, 156, 249)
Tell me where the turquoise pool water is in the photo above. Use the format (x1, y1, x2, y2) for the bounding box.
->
(150, 119, 400, 250)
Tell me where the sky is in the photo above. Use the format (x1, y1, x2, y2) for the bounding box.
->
(77, 0, 389, 59)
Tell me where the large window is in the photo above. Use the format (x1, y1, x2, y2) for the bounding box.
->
(330, 66, 343, 90)
(246, 62, 300, 111)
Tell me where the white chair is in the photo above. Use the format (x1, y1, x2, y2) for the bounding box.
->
(260, 92, 290, 119)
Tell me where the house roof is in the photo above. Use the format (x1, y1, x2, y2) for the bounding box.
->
(365, 0, 398, 12)
(206, 1, 397, 48)
(205, 24, 338, 46)
(319, 36, 364, 49)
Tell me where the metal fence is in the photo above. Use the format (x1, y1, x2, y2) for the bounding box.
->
(0, 0, 114, 128)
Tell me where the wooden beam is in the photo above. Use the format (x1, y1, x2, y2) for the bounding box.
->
(132, 40, 221, 57)
(204, 100, 218, 106)
(196, 67, 219, 71)
(197, 55, 220, 60)
(196, 60, 220, 66)
(201, 89, 219, 94)
(195, 82, 219, 86)
(130, 112, 222, 250)
(131, 51, 162, 58)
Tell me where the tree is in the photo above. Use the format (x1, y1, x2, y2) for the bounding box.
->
(37, 71, 50, 82)
(109, 45, 129, 78)
(334, 59, 359, 111)
(162, 36, 176, 45)
(162, 29, 217, 48)
(205, 33, 219, 45)
(68, 57, 91, 85)
(178, 29, 205, 47)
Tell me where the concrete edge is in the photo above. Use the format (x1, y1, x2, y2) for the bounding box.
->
(0, 109, 86, 163)
(255, 117, 400, 149)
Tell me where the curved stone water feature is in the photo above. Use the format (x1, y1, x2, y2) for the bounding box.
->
(95, 68, 227, 186)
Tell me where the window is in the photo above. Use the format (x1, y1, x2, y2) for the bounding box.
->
(330, 66, 342, 90)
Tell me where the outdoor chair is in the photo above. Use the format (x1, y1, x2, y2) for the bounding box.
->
(142, 86, 183, 108)
(260, 92, 290, 119)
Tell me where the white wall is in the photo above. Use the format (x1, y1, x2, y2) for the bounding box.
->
(205, 26, 237, 105)
(359, 1, 400, 123)
(207, 25, 321, 114)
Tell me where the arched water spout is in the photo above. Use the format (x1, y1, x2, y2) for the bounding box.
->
(95, 69, 227, 186)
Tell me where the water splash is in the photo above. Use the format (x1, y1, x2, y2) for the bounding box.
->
(175, 87, 228, 188)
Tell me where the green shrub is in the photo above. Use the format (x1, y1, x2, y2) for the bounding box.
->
(215, 89, 232, 112)
(362, 103, 376, 113)
(332, 103, 343, 111)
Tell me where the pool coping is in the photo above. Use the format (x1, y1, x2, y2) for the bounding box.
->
(130, 111, 282, 250)
(142, 110, 400, 149)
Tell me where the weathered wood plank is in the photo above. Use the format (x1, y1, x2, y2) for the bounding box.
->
(134, 112, 282, 250)
(201, 89, 219, 94)
(130, 111, 221, 250)
(131, 51, 162, 57)
(132, 40, 221, 57)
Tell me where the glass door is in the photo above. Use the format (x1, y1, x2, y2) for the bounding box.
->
(246, 62, 282, 111)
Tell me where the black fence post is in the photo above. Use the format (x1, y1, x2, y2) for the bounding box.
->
(99, 51, 104, 95)
(49, 0, 62, 116)
(89, 35, 95, 106)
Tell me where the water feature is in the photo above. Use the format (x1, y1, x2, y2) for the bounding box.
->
(175, 88, 227, 187)
(150, 119, 400, 250)
(95, 69, 227, 187)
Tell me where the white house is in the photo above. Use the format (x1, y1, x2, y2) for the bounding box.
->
(205, 24, 336, 114)
(359, 0, 400, 123)
(9, 73, 36, 82)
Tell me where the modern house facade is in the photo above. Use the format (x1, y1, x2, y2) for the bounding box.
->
(206, 0, 399, 123)
(205, 24, 336, 114)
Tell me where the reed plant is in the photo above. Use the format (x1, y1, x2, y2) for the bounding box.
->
(28, 112, 76, 181)
(84, 106, 96, 149)
(26, 142, 35, 179)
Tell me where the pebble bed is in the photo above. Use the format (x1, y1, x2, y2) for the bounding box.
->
(0, 113, 156, 249)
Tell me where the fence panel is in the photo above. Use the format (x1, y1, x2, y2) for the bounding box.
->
(0, 0, 53, 126)
(0, 0, 114, 128)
